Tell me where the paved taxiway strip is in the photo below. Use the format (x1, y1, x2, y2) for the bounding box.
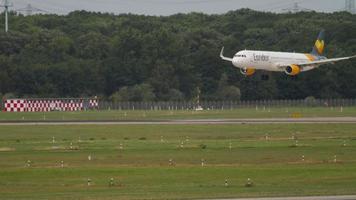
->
(211, 195, 356, 200)
(1, 117, 356, 125)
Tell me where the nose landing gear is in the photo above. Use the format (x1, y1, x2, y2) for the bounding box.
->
(240, 68, 256, 76)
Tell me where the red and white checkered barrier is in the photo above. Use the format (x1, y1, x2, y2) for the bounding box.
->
(89, 99, 99, 108)
(4, 99, 27, 112)
(3, 98, 99, 112)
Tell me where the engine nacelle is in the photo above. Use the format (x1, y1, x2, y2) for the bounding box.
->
(240, 68, 256, 76)
(285, 64, 301, 76)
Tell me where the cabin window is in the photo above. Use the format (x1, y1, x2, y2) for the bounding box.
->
(235, 55, 246, 57)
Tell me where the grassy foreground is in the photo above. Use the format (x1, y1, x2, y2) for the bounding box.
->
(0, 124, 356, 199)
(0, 106, 355, 121)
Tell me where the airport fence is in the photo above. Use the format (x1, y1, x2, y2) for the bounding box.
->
(98, 99, 356, 110)
(2, 98, 356, 111)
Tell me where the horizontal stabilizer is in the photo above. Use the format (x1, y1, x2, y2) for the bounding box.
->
(297, 55, 356, 66)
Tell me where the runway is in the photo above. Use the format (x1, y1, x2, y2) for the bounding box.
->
(212, 195, 356, 200)
(1, 117, 356, 125)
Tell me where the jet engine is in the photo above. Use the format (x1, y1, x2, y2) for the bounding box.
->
(240, 68, 256, 76)
(285, 64, 301, 76)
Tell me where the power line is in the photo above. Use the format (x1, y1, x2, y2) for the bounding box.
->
(13, 0, 68, 15)
(261, 0, 312, 12)
(5, 0, 345, 16)
(255, 0, 288, 10)
(281, 2, 313, 13)
(116, 0, 238, 4)
(0, 0, 13, 32)
(16, 4, 48, 15)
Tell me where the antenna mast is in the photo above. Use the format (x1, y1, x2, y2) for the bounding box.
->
(1, 0, 13, 32)
(345, 0, 355, 14)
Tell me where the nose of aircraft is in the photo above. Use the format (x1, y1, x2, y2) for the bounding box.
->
(232, 57, 240, 67)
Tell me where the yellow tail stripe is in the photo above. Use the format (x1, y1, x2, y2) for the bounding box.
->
(315, 40, 325, 55)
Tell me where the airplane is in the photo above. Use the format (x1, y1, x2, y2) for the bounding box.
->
(220, 30, 356, 77)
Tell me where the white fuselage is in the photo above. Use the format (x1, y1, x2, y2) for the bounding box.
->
(232, 50, 321, 72)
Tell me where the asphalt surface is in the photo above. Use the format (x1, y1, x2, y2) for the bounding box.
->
(212, 195, 356, 200)
(1, 117, 356, 125)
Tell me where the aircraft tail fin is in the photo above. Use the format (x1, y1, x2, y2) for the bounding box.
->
(311, 30, 325, 56)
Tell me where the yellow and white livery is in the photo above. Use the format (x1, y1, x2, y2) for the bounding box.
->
(220, 30, 356, 76)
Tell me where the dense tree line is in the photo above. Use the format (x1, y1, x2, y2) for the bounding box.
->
(0, 9, 355, 101)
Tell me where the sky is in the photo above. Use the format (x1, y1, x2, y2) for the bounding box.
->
(5, 0, 349, 15)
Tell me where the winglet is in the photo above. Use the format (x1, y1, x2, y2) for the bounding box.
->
(220, 47, 225, 57)
(220, 47, 233, 62)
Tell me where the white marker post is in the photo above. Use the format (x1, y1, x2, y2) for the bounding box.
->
(201, 159, 205, 167)
(61, 160, 64, 168)
(109, 177, 114, 187)
(88, 155, 92, 161)
(27, 160, 31, 167)
(246, 178, 253, 187)
(52, 136, 55, 144)
(334, 155, 337, 163)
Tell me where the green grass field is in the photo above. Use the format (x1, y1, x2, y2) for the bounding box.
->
(0, 106, 355, 121)
(1, 124, 356, 199)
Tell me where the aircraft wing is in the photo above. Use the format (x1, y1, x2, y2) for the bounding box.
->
(296, 55, 356, 67)
(220, 47, 233, 62)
